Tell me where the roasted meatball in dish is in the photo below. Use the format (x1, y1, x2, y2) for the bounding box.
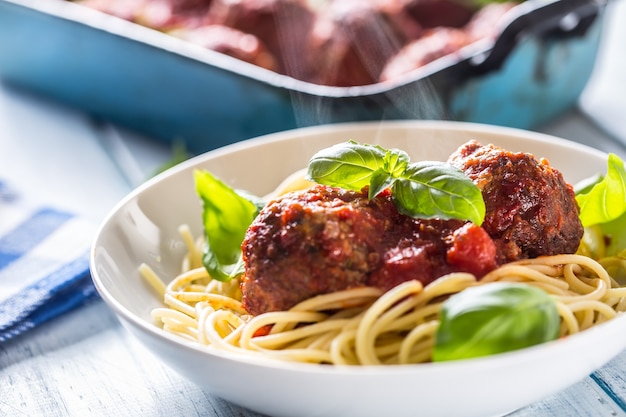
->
(305, 0, 422, 86)
(172, 24, 279, 71)
(79, 0, 213, 30)
(401, 0, 475, 29)
(379, 27, 468, 81)
(207, 0, 315, 77)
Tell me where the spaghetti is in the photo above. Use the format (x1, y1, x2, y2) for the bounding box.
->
(141, 224, 626, 365)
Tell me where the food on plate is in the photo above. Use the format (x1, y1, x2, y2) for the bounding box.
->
(139, 139, 626, 365)
(241, 140, 583, 315)
(433, 282, 560, 361)
(448, 140, 583, 263)
(241, 187, 496, 315)
(75, 0, 519, 86)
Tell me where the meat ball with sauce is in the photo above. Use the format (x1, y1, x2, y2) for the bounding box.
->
(241, 140, 585, 316)
(241, 185, 497, 315)
(448, 140, 584, 264)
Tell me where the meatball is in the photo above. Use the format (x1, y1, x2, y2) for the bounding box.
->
(376, 0, 424, 42)
(79, 0, 213, 30)
(171, 25, 279, 71)
(464, 2, 517, 43)
(448, 140, 584, 264)
(305, 0, 420, 86)
(136, 0, 213, 29)
(401, 0, 475, 29)
(241, 185, 497, 315)
(207, 0, 315, 78)
(379, 27, 468, 81)
(78, 0, 150, 22)
(378, 1, 518, 81)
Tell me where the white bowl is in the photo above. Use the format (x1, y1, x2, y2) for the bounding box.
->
(90, 120, 626, 417)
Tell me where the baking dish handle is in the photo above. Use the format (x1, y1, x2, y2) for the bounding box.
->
(469, 0, 607, 74)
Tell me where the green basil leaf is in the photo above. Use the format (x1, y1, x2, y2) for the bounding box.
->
(600, 212, 626, 258)
(392, 161, 485, 225)
(306, 141, 388, 191)
(307, 141, 486, 224)
(574, 173, 604, 196)
(579, 211, 626, 261)
(383, 148, 410, 177)
(369, 169, 395, 199)
(576, 153, 626, 227)
(433, 282, 560, 362)
(194, 169, 263, 281)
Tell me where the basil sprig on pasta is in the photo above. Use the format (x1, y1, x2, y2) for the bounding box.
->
(194, 169, 264, 282)
(575, 154, 626, 260)
(433, 283, 560, 362)
(576, 153, 626, 227)
(306, 141, 486, 225)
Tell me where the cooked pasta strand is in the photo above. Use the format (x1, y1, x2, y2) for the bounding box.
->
(142, 226, 626, 366)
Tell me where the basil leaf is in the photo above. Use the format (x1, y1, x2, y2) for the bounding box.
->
(576, 153, 626, 227)
(152, 140, 191, 177)
(600, 213, 626, 259)
(369, 169, 395, 199)
(383, 148, 410, 177)
(579, 211, 626, 261)
(433, 282, 560, 362)
(307, 141, 387, 191)
(392, 162, 485, 225)
(194, 169, 263, 282)
(307, 140, 486, 224)
(574, 173, 604, 196)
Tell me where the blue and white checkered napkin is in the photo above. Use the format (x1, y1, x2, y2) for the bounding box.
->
(0, 181, 99, 342)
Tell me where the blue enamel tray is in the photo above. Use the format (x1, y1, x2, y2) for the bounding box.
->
(0, 0, 608, 153)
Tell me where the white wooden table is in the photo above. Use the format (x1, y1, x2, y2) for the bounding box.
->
(2, 1, 626, 415)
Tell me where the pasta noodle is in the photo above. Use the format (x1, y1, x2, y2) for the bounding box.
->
(140, 171, 626, 366)
(141, 224, 626, 366)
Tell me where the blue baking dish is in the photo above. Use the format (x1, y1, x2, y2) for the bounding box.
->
(0, 0, 609, 154)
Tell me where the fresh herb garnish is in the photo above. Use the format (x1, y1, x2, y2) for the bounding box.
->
(575, 154, 626, 260)
(195, 141, 487, 281)
(433, 282, 560, 362)
(576, 153, 626, 227)
(194, 169, 264, 282)
(307, 141, 485, 225)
